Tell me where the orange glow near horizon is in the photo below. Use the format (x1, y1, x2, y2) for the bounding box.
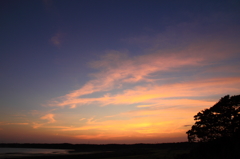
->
(1, 1, 240, 144)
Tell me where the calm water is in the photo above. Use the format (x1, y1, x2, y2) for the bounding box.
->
(0, 148, 70, 154)
(0, 148, 71, 158)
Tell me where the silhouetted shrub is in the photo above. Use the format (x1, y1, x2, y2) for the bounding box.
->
(176, 94, 240, 159)
(187, 95, 240, 142)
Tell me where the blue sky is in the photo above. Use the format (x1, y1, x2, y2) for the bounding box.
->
(1, 0, 240, 143)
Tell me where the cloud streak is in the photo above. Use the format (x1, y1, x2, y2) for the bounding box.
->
(31, 114, 56, 129)
(49, 50, 240, 108)
(54, 107, 195, 141)
(41, 114, 56, 123)
(47, 13, 240, 110)
(49, 51, 206, 107)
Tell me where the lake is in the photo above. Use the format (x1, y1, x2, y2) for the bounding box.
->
(0, 148, 71, 158)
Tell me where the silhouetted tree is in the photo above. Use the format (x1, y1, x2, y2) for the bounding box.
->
(186, 95, 240, 142)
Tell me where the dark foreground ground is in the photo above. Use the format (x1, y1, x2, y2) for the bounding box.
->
(0, 142, 196, 159)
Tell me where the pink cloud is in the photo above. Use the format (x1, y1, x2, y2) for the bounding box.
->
(48, 27, 240, 109)
(49, 51, 206, 108)
(41, 114, 56, 123)
(50, 76, 240, 107)
(32, 122, 44, 129)
(32, 114, 56, 129)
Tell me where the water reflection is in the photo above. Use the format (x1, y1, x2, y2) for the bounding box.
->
(0, 148, 71, 158)
(0, 148, 70, 154)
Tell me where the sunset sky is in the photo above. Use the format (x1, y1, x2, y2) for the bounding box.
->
(1, 0, 240, 144)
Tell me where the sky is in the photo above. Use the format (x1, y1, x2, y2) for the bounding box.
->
(0, 0, 240, 144)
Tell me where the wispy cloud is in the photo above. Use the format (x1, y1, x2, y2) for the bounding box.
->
(41, 113, 56, 123)
(50, 31, 64, 46)
(79, 118, 86, 121)
(49, 52, 206, 108)
(47, 12, 240, 109)
(31, 114, 56, 129)
(32, 122, 44, 129)
(57, 107, 194, 141)
(49, 75, 240, 108)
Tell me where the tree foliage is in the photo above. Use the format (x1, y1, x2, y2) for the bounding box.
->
(187, 95, 240, 142)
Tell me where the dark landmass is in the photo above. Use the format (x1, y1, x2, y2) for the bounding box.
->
(176, 137, 240, 159)
(0, 142, 197, 159)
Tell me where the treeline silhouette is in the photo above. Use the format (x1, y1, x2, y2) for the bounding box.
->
(176, 95, 240, 159)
